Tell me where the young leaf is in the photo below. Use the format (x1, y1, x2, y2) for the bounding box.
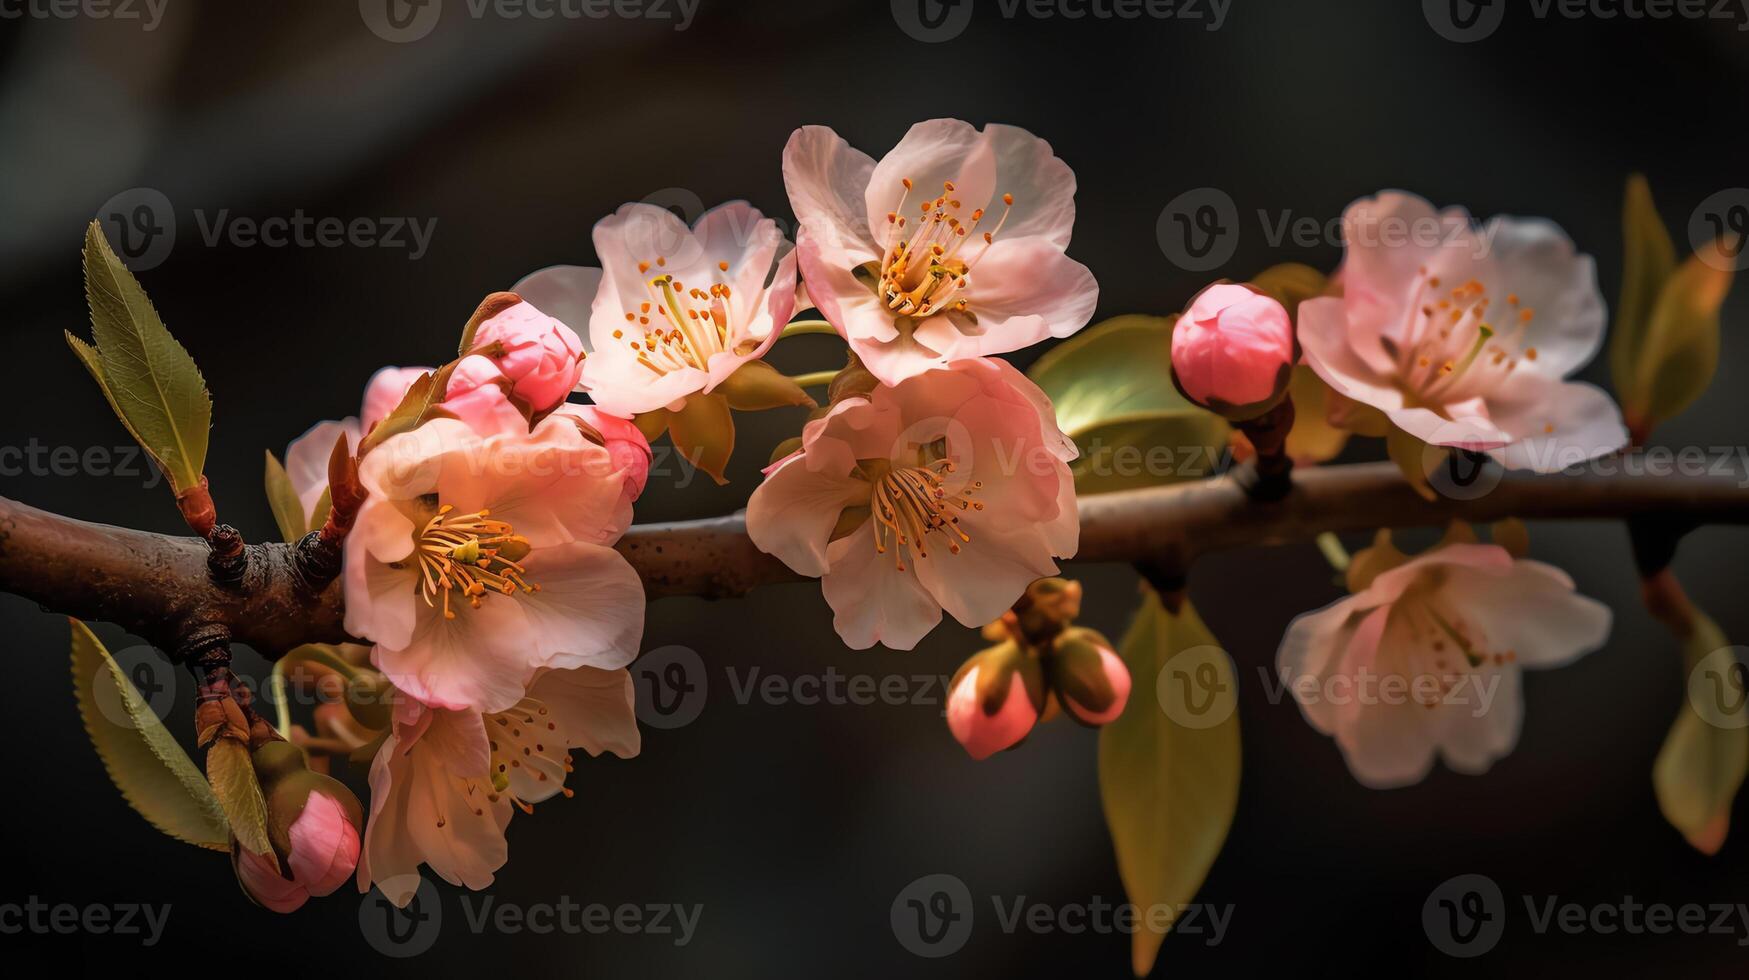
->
(70, 619, 229, 851)
(206, 737, 275, 858)
(1248, 262, 1328, 319)
(1099, 593, 1240, 976)
(1627, 242, 1733, 434)
(1653, 610, 1747, 855)
(263, 451, 307, 543)
(356, 365, 459, 456)
(71, 221, 212, 497)
(1027, 315, 1231, 495)
(1611, 175, 1677, 401)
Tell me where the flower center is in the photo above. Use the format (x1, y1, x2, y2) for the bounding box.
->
(1394, 578, 1521, 708)
(869, 458, 983, 571)
(485, 699, 574, 813)
(1386, 269, 1541, 407)
(612, 261, 750, 376)
(413, 505, 538, 621)
(876, 178, 1015, 319)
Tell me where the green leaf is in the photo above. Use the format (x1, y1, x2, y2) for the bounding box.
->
(71, 221, 212, 497)
(263, 451, 307, 543)
(1247, 262, 1327, 320)
(207, 737, 274, 858)
(1628, 244, 1733, 432)
(1653, 610, 1747, 855)
(1099, 593, 1241, 976)
(1611, 175, 1677, 402)
(70, 619, 229, 851)
(1028, 315, 1231, 495)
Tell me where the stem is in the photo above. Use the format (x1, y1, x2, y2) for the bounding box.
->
(270, 665, 291, 737)
(780, 320, 840, 339)
(787, 370, 840, 389)
(1315, 532, 1352, 573)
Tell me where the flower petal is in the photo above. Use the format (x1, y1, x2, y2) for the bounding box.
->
(821, 525, 943, 650)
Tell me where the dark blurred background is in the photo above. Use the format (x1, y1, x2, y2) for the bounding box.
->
(2, 0, 1747, 975)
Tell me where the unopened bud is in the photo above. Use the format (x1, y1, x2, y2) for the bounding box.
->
(946, 643, 1044, 761)
(1048, 629, 1132, 727)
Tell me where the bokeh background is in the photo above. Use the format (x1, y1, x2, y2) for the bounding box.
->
(2, 0, 1747, 975)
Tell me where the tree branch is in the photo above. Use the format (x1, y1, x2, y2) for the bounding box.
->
(4, 454, 1747, 657)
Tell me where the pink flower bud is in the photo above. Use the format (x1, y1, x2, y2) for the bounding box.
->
(1058, 645, 1132, 726)
(469, 301, 586, 414)
(1170, 283, 1295, 417)
(554, 404, 652, 505)
(284, 790, 362, 896)
(946, 663, 1041, 761)
(233, 791, 361, 913)
(442, 354, 533, 437)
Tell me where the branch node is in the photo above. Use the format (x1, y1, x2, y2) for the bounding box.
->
(176, 622, 233, 667)
(1233, 395, 1296, 502)
(206, 524, 248, 586)
(292, 530, 344, 593)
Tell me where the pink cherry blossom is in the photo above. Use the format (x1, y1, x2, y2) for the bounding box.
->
(1299, 191, 1627, 471)
(1276, 543, 1612, 789)
(782, 120, 1099, 385)
(285, 366, 429, 523)
(343, 416, 646, 713)
(1171, 283, 1294, 416)
(946, 663, 1040, 761)
(357, 666, 639, 905)
(234, 790, 362, 913)
(747, 358, 1078, 650)
(512, 201, 799, 419)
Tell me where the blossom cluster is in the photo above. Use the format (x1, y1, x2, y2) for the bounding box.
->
(240, 119, 1643, 910)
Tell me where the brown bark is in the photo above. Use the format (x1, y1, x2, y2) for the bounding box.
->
(3, 455, 1747, 658)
